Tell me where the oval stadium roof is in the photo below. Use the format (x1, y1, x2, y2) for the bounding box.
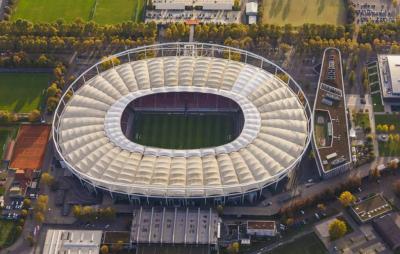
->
(54, 46, 310, 198)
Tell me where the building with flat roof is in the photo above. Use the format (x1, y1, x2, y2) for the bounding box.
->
(373, 213, 400, 251)
(312, 48, 352, 178)
(152, 0, 234, 10)
(377, 55, 400, 101)
(42, 229, 103, 254)
(130, 207, 219, 245)
(350, 194, 392, 223)
(246, 2, 257, 24)
(246, 220, 277, 236)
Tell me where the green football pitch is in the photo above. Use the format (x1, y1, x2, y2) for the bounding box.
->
(0, 73, 50, 113)
(12, 0, 145, 23)
(131, 113, 236, 149)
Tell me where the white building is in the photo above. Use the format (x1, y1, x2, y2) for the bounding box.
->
(378, 55, 400, 102)
(42, 230, 103, 254)
(153, 0, 234, 10)
(246, 220, 277, 237)
(246, 2, 258, 24)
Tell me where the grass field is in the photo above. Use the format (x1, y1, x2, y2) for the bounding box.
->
(132, 113, 236, 149)
(12, 0, 145, 23)
(0, 220, 17, 248)
(0, 73, 50, 113)
(262, 0, 346, 26)
(268, 233, 327, 254)
(94, 0, 141, 24)
(371, 93, 384, 112)
(0, 130, 10, 160)
(12, 0, 94, 22)
(0, 127, 18, 160)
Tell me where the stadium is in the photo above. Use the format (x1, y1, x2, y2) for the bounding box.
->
(53, 43, 312, 205)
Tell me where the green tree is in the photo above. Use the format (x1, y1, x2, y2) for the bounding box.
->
(339, 191, 356, 207)
(348, 70, 356, 87)
(47, 83, 59, 97)
(72, 205, 82, 218)
(111, 240, 124, 253)
(22, 198, 32, 209)
(100, 245, 109, 254)
(328, 219, 347, 240)
(34, 211, 45, 223)
(41, 172, 54, 186)
(100, 56, 120, 70)
(228, 242, 240, 253)
(21, 209, 28, 218)
(28, 109, 41, 122)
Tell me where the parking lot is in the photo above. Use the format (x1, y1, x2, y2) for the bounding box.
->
(352, 0, 398, 25)
(145, 10, 241, 24)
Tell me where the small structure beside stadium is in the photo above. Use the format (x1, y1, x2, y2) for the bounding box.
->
(246, 220, 277, 237)
(53, 43, 312, 204)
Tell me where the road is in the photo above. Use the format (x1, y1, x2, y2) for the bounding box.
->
(222, 156, 393, 217)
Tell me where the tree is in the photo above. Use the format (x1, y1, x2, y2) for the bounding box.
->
(41, 172, 54, 186)
(339, 191, 356, 207)
(28, 109, 41, 122)
(37, 54, 49, 66)
(100, 245, 109, 254)
(363, 78, 369, 92)
(216, 204, 224, 215)
(393, 180, 400, 196)
(47, 83, 59, 97)
(317, 203, 326, 211)
(329, 219, 347, 240)
(389, 124, 396, 132)
(16, 225, 23, 235)
(111, 240, 124, 253)
(100, 207, 116, 220)
(370, 167, 381, 180)
(100, 56, 120, 70)
(389, 160, 398, 170)
(72, 205, 82, 218)
(21, 209, 28, 218)
(228, 242, 240, 253)
(285, 217, 294, 226)
(35, 195, 49, 213)
(23, 198, 32, 209)
(34, 211, 45, 223)
(26, 234, 35, 246)
(348, 70, 356, 87)
(37, 195, 48, 204)
(382, 124, 389, 132)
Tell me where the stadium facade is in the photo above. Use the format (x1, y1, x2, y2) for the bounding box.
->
(53, 43, 312, 205)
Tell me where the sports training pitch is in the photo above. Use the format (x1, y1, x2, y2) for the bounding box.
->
(0, 73, 50, 113)
(12, 0, 145, 23)
(131, 113, 237, 149)
(262, 0, 346, 26)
